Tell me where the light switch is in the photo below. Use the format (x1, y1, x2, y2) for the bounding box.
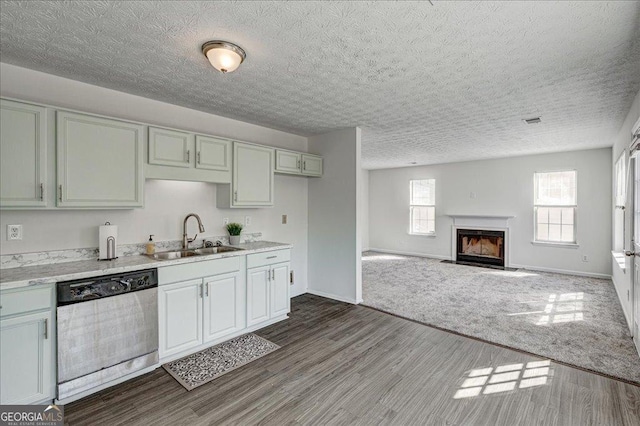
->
(282, 214, 287, 224)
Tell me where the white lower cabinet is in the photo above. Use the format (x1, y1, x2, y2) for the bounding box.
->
(0, 286, 55, 405)
(158, 279, 203, 358)
(247, 266, 271, 327)
(247, 250, 291, 327)
(204, 272, 246, 343)
(158, 251, 290, 361)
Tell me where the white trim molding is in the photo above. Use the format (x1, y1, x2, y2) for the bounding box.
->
(366, 248, 452, 261)
(306, 289, 362, 305)
(509, 263, 612, 280)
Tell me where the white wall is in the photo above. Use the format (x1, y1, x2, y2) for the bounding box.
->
(610, 89, 640, 328)
(308, 128, 362, 304)
(369, 148, 612, 277)
(0, 63, 310, 297)
(361, 169, 370, 251)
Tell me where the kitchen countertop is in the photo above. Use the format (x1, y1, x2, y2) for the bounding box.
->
(0, 241, 292, 290)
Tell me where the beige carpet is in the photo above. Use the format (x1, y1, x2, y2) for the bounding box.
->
(362, 251, 640, 384)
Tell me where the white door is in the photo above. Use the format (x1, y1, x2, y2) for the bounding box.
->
(195, 135, 230, 171)
(0, 310, 53, 404)
(270, 262, 290, 318)
(247, 266, 270, 326)
(159, 279, 202, 359)
(148, 127, 192, 168)
(203, 272, 245, 342)
(634, 157, 640, 355)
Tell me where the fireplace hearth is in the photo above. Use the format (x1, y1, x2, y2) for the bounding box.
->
(456, 229, 505, 267)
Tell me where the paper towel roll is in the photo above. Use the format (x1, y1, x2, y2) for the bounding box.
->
(99, 223, 118, 260)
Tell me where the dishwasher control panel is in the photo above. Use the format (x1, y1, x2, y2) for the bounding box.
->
(57, 268, 158, 306)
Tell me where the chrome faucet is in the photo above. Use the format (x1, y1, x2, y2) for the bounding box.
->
(183, 213, 205, 250)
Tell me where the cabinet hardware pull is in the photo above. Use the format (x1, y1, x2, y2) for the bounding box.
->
(197, 151, 201, 164)
(40, 183, 44, 201)
(297, 159, 300, 169)
(186, 150, 190, 162)
(59, 185, 62, 202)
(44, 318, 48, 339)
(303, 161, 306, 170)
(266, 256, 277, 259)
(199, 284, 203, 298)
(205, 284, 209, 297)
(234, 191, 238, 202)
(272, 269, 275, 280)
(267, 270, 271, 282)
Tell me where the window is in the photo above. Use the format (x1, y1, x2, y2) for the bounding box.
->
(534, 171, 576, 243)
(410, 179, 435, 234)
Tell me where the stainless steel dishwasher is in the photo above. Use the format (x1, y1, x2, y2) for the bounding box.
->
(56, 268, 158, 401)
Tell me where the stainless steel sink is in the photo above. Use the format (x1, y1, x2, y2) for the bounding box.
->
(149, 250, 199, 260)
(193, 246, 243, 255)
(149, 246, 243, 260)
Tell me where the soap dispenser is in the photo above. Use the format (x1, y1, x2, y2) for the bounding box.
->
(146, 235, 155, 255)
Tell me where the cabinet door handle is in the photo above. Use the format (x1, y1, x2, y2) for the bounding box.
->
(44, 318, 48, 340)
(266, 256, 277, 259)
(40, 183, 44, 201)
(59, 185, 62, 202)
(186, 150, 190, 162)
(303, 161, 306, 170)
(197, 151, 201, 164)
(267, 269, 271, 282)
(205, 283, 209, 297)
(272, 269, 275, 280)
(234, 191, 238, 202)
(297, 159, 300, 169)
(199, 284, 203, 298)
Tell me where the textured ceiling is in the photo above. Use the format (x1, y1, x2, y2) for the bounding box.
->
(1, 1, 639, 169)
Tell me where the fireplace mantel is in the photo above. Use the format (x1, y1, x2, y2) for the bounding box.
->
(447, 215, 514, 267)
(447, 214, 515, 228)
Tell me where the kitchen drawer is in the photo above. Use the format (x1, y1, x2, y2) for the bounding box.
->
(158, 256, 240, 285)
(0, 286, 53, 318)
(247, 249, 291, 269)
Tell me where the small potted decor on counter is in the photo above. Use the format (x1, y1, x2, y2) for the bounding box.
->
(226, 222, 243, 245)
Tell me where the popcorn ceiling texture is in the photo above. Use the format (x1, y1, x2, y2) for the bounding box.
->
(1, 1, 639, 169)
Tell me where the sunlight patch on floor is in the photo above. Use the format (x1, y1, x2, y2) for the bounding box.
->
(479, 270, 539, 278)
(508, 293, 586, 325)
(454, 360, 552, 399)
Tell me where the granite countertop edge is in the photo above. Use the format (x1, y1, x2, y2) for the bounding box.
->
(0, 241, 292, 291)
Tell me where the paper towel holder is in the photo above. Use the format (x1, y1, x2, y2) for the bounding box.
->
(98, 221, 119, 261)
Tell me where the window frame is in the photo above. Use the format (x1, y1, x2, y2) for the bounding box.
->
(409, 178, 436, 236)
(533, 170, 578, 245)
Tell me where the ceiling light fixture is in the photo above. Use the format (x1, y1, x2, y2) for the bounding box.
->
(202, 40, 246, 73)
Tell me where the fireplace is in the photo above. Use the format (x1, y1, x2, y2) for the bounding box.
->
(456, 228, 505, 267)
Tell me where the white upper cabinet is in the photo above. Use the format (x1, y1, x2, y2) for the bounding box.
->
(146, 129, 231, 183)
(275, 149, 323, 177)
(195, 135, 231, 172)
(57, 111, 144, 208)
(148, 127, 192, 168)
(302, 154, 323, 176)
(0, 99, 47, 208)
(275, 150, 302, 174)
(218, 141, 274, 208)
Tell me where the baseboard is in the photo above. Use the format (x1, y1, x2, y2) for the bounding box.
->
(367, 248, 452, 261)
(306, 289, 360, 305)
(509, 263, 612, 280)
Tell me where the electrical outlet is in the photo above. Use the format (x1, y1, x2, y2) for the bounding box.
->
(282, 214, 287, 224)
(223, 218, 229, 225)
(245, 216, 251, 226)
(7, 224, 22, 240)
(582, 255, 588, 262)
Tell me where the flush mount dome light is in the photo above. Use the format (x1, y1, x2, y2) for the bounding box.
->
(202, 40, 246, 73)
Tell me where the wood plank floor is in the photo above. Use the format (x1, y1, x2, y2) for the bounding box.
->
(64, 294, 640, 425)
